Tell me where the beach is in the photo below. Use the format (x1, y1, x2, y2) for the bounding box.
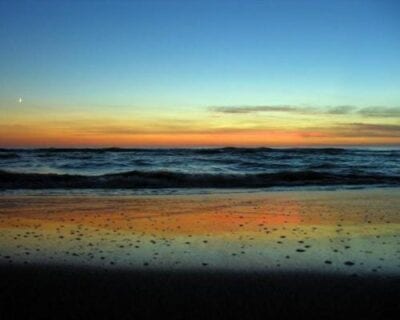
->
(1, 188, 399, 318)
(2, 0, 400, 318)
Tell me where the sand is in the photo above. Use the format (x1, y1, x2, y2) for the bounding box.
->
(0, 188, 399, 318)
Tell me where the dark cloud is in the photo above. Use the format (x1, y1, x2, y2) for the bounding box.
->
(335, 123, 400, 137)
(210, 105, 299, 114)
(210, 105, 400, 118)
(357, 107, 400, 118)
(326, 105, 357, 115)
(210, 105, 356, 115)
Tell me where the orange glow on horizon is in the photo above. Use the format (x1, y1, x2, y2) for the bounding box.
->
(1, 127, 400, 147)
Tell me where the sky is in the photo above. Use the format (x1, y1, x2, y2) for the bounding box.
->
(1, 0, 400, 147)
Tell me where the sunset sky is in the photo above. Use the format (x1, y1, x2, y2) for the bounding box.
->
(1, 0, 400, 147)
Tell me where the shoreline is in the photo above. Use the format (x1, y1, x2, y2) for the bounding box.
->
(1, 184, 400, 197)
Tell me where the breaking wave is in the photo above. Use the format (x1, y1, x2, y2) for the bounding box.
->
(1, 170, 399, 189)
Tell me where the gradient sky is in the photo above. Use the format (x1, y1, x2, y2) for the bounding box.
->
(1, 0, 400, 147)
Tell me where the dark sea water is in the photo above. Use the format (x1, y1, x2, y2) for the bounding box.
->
(0, 147, 400, 191)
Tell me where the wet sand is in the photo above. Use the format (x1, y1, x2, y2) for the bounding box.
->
(0, 188, 400, 318)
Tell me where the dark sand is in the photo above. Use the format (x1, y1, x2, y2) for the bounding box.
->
(1, 265, 399, 319)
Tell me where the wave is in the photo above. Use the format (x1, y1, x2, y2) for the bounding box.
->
(0, 153, 19, 159)
(1, 170, 399, 189)
(306, 163, 338, 170)
(192, 147, 275, 155)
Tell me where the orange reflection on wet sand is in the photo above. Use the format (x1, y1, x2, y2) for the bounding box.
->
(0, 194, 303, 236)
(0, 189, 399, 274)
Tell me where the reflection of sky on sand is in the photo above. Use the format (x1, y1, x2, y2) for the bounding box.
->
(0, 189, 399, 275)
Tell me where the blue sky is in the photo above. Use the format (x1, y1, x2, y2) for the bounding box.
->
(1, 0, 399, 106)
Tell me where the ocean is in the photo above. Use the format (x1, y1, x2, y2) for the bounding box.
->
(0, 147, 400, 192)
